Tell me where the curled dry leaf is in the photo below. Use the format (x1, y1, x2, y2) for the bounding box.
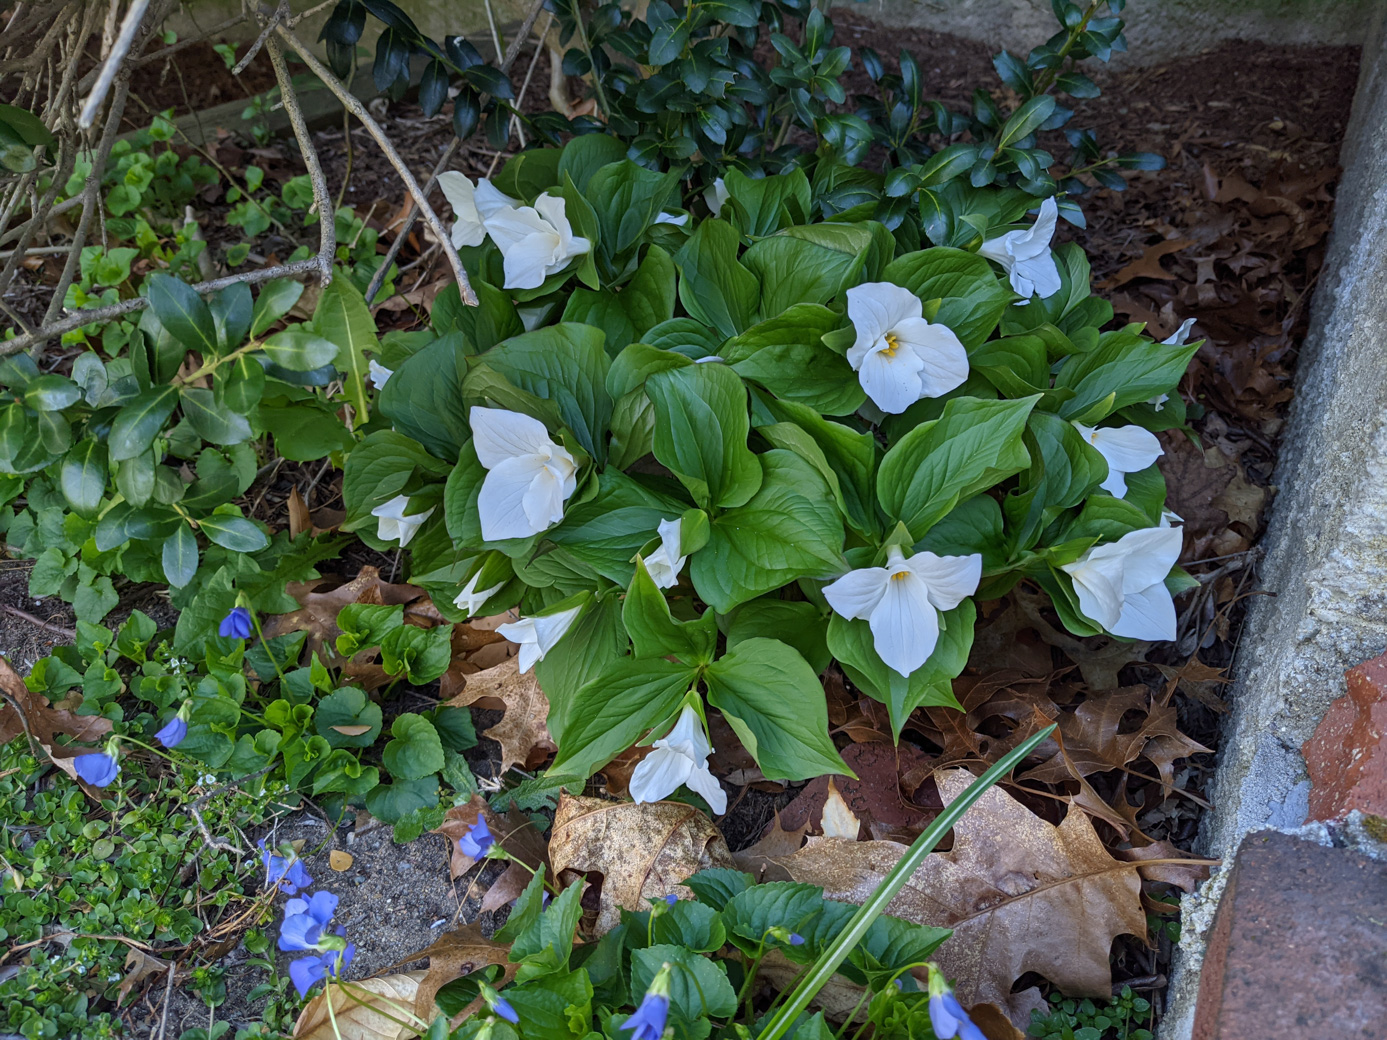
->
(766, 769, 1148, 1026)
(1117, 839, 1217, 892)
(733, 812, 810, 880)
(819, 779, 861, 841)
(117, 947, 172, 1004)
(1, 658, 116, 790)
(442, 656, 555, 773)
(549, 793, 734, 935)
(293, 971, 429, 1040)
(386, 922, 513, 1021)
(778, 741, 931, 840)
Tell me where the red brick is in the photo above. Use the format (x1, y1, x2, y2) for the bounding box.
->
(1302, 650, 1387, 821)
(1192, 830, 1387, 1039)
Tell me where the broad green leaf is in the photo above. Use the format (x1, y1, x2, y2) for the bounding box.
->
(379, 332, 471, 461)
(827, 601, 974, 739)
(722, 304, 862, 415)
(23, 374, 81, 411)
(722, 881, 826, 955)
(877, 395, 1038, 538)
(725, 599, 830, 674)
(198, 514, 268, 552)
(162, 525, 198, 588)
(623, 558, 716, 664)
(722, 167, 812, 237)
(261, 328, 340, 371)
(1055, 328, 1199, 422)
(181, 387, 253, 445)
(108, 386, 178, 461)
(219, 354, 265, 414)
(646, 362, 761, 510)
(705, 638, 850, 781)
(675, 218, 758, 339)
(631, 945, 737, 1021)
(313, 273, 378, 420)
(548, 656, 697, 781)
(561, 245, 676, 355)
(432, 279, 523, 351)
(364, 776, 438, 823)
(381, 713, 445, 780)
(1004, 411, 1107, 552)
(881, 247, 1011, 348)
(691, 450, 844, 613)
(59, 441, 107, 518)
(342, 430, 451, 529)
(586, 160, 681, 264)
(210, 282, 253, 350)
(380, 623, 452, 684)
(742, 223, 873, 319)
(250, 279, 305, 337)
(147, 273, 217, 354)
(472, 322, 612, 462)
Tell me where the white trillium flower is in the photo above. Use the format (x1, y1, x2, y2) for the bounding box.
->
(438, 172, 518, 249)
(371, 495, 434, 548)
(705, 177, 729, 217)
(1159, 508, 1184, 528)
(1148, 319, 1198, 410)
(644, 518, 688, 589)
(979, 196, 1063, 299)
(483, 193, 591, 291)
(497, 603, 584, 673)
(453, 570, 504, 617)
(654, 211, 690, 227)
(845, 282, 970, 414)
(367, 359, 393, 388)
(1061, 526, 1183, 641)
(1072, 422, 1164, 499)
(822, 545, 982, 678)
(470, 406, 578, 541)
(629, 706, 727, 814)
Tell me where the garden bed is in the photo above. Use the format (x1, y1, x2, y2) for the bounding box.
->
(0, 8, 1363, 1040)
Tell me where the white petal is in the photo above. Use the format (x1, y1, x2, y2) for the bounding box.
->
(906, 551, 983, 612)
(705, 178, 729, 217)
(1062, 558, 1125, 630)
(530, 603, 583, 658)
(894, 318, 970, 398)
(483, 204, 555, 252)
(501, 231, 561, 290)
(857, 342, 926, 414)
(1013, 252, 1062, 299)
(656, 706, 712, 761)
(1012, 197, 1058, 259)
(977, 234, 1015, 269)
(478, 456, 548, 540)
(1110, 582, 1177, 641)
(1006, 262, 1037, 298)
(823, 566, 891, 621)
(868, 572, 940, 677)
(645, 517, 688, 589)
(1099, 468, 1130, 497)
(453, 572, 504, 616)
(472, 178, 518, 220)
(534, 193, 573, 239)
(1113, 526, 1183, 594)
(521, 463, 568, 531)
(1089, 425, 1164, 475)
(394, 506, 434, 548)
(655, 211, 689, 226)
(847, 283, 922, 355)
(371, 494, 411, 522)
(368, 359, 393, 388)
(438, 172, 487, 249)
(656, 517, 683, 560)
(1162, 318, 1196, 346)
(375, 515, 401, 542)
(684, 762, 727, 815)
(470, 407, 557, 469)
(630, 746, 695, 804)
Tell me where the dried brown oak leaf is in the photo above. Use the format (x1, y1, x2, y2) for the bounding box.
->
(264, 567, 426, 665)
(778, 741, 931, 840)
(767, 768, 1146, 1026)
(386, 922, 513, 1021)
(442, 656, 555, 773)
(117, 948, 172, 1004)
(293, 970, 429, 1040)
(432, 795, 549, 913)
(549, 794, 734, 935)
(1, 658, 115, 789)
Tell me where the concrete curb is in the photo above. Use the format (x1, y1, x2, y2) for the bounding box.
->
(1159, 10, 1387, 1038)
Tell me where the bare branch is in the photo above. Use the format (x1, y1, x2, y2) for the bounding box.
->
(0, 258, 326, 357)
(272, 20, 475, 304)
(79, 0, 151, 129)
(264, 32, 335, 285)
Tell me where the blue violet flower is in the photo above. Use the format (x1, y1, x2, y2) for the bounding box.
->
(219, 606, 253, 639)
(73, 751, 119, 788)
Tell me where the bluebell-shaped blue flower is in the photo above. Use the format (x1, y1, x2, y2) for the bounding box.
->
(259, 837, 312, 894)
(620, 990, 669, 1040)
(279, 891, 339, 951)
(457, 817, 494, 859)
(929, 990, 986, 1040)
(153, 716, 187, 749)
(219, 606, 253, 639)
(74, 752, 119, 787)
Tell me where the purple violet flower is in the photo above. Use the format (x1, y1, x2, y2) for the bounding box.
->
(219, 606, 253, 639)
(929, 990, 986, 1040)
(153, 716, 187, 749)
(457, 817, 494, 859)
(620, 990, 670, 1040)
(278, 891, 339, 951)
(259, 837, 312, 894)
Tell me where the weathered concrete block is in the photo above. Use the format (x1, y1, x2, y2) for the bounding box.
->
(1190, 830, 1387, 1039)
